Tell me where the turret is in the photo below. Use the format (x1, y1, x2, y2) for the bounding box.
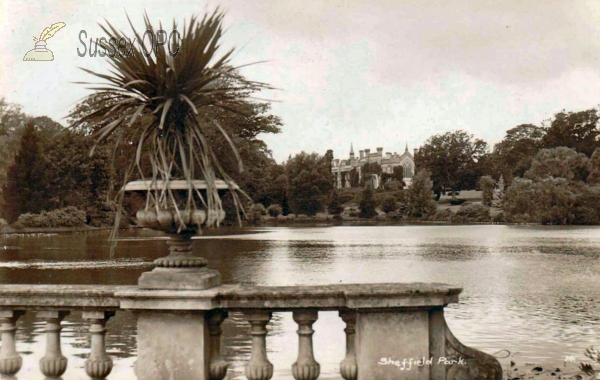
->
(359, 150, 364, 159)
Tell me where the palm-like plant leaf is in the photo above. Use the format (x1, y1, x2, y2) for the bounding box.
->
(69, 9, 270, 245)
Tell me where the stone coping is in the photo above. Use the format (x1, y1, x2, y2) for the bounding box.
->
(0, 285, 137, 310)
(0, 283, 462, 311)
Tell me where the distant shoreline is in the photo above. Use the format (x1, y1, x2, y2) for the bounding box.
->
(0, 225, 114, 236)
(0, 219, 579, 236)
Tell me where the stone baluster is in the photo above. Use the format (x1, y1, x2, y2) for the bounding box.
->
(339, 310, 357, 380)
(244, 310, 273, 380)
(83, 311, 115, 380)
(0, 310, 25, 377)
(291, 310, 320, 380)
(208, 309, 228, 380)
(38, 310, 70, 379)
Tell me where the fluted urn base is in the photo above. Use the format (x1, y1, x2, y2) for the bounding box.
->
(138, 267, 221, 290)
(138, 227, 222, 290)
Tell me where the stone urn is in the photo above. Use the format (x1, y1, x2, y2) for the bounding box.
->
(123, 179, 237, 290)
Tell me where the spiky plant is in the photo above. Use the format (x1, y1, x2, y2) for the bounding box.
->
(69, 10, 270, 238)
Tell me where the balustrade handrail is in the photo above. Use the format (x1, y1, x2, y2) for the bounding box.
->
(0, 282, 504, 380)
(116, 282, 462, 311)
(0, 284, 136, 310)
(0, 283, 461, 311)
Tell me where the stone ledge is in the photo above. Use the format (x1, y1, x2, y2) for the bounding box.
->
(0, 283, 462, 312)
(116, 283, 462, 311)
(0, 285, 136, 310)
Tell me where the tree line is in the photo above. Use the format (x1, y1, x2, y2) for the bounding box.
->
(414, 107, 600, 224)
(2, 95, 599, 226)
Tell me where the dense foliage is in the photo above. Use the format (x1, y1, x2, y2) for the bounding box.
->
(359, 186, 377, 218)
(407, 170, 436, 217)
(17, 207, 87, 228)
(415, 130, 488, 199)
(285, 152, 334, 216)
(1, 122, 50, 222)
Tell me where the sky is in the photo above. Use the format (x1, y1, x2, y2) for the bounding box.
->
(1, 0, 600, 162)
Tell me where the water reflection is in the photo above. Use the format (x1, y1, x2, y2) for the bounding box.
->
(1, 225, 600, 379)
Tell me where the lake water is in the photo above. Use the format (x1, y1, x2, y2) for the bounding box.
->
(1, 225, 600, 379)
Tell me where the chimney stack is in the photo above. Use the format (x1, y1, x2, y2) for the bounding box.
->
(413, 148, 418, 156)
(364, 148, 370, 156)
(376, 147, 383, 155)
(359, 150, 364, 159)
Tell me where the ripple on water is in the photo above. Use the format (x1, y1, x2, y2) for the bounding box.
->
(0, 258, 153, 269)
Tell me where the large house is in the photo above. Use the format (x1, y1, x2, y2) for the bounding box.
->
(331, 144, 415, 189)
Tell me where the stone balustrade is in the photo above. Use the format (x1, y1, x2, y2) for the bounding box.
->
(0, 283, 502, 380)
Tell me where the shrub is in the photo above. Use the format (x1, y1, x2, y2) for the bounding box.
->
(492, 175, 505, 208)
(503, 177, 574, 224)
(571, 207, 598, 225)
(17, 207, 87, 228)
(247, 203, 267, 224)
(327, 191, 344, 215)
(431, 209, 452, 222)
(407, 170, 436, 217)
(449, 199, 468, 206)
(359, 186, 378, 218)
(267, 204, 282, 217)
(452, 203, 490, 223)
(493, 212, 506, 223)
(478, 176, 495, 206)
(386, 210, 403, 220)
(385, 180, 405, 191)
(87, 201, 118, 227)
(382, 196, 398, 213)
(349, 211, 359, 218)
(337, 188, 360, 205)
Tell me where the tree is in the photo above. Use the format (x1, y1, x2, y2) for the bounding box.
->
(1, 122, 50, 222)
(0, 100, 59, 208)
(0, 98, 27, 136)
(360, 162, 382, 186)
(359, 186, 377, 218)
(384, 180, 405, 191)
(587, 148, 600, 185)
(542, 109, 600, 157)
(328, 190, 344, 215)
(491, 175, 505, 208)
(286, 152, 334, 216)
(391, 166, 405, 182)
(524, 147, 588, 182)
(415, 130, 488, 200)
(478, 176, 495, 207)
(407, 169, 436, 217)
(258, 166, 287, 207)
(44, 130, 112, 211)
(503, 177, 575, 225)
(349, 168, 359, 187)
(493, 124, 544, 181)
